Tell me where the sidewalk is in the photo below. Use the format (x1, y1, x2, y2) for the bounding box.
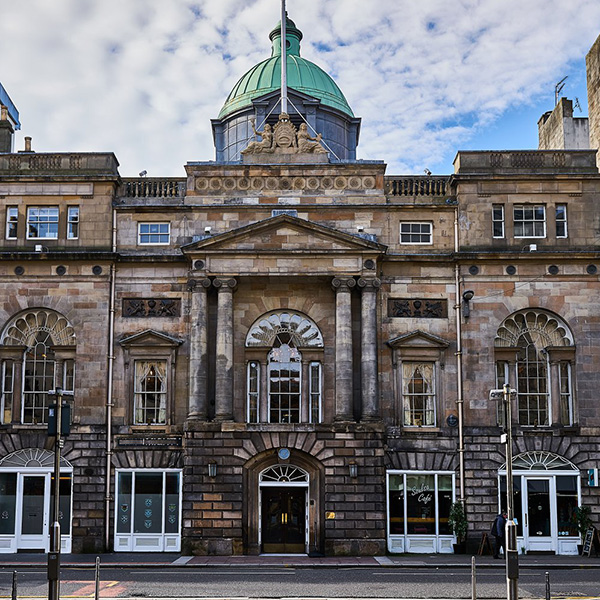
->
(0, 551, 599, 570)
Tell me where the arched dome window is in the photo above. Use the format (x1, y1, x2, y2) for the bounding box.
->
(245, 311, 324, 424)
(494, 310, 575, 427)
(0, 309, 76, 424)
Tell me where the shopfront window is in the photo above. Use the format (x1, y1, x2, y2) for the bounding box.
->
(388, 472, 454, 538)
(0, 473, 17, 534)
(556, 476, 578, 536)
(115, 470, 182, 542)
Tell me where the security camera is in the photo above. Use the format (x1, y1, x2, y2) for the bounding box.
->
(204, 226, 212, 234)
(139, 170, 147, 177)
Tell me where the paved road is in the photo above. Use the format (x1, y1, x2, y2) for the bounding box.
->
(1, 566, 600, 599)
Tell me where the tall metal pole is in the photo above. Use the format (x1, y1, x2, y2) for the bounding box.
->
(280, 0, 288, 114)
(49, 387, 63, 600)
(504, 384, 518, 600)
(454, 206, 465, 502)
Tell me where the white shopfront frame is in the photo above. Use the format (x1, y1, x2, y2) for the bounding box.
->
(497, 468, 581, 555)
(114, 469, 182, 553)
(0, 452, 73, 554)
(386, 470, 455, 554)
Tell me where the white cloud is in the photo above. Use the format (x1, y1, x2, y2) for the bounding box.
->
(1, 0, 600, 175)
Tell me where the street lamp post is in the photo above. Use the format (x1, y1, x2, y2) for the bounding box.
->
(48, 387, 66, 600)
(503, 384, 519, 600)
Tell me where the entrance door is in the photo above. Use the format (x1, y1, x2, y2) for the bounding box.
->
(524, 478, 555, 552)
(261, 487, 306, 553)
(18, 474, 50, 551)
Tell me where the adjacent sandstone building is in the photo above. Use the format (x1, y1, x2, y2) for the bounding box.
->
(0, 18, 599, 556)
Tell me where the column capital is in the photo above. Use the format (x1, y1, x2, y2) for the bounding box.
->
(213, 277, 237, 290)
(332, 277, 356, 291)
(187, 277, 212, 291)
(357, 277, 381, 290)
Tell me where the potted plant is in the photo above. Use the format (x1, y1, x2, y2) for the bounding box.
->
(572, 505, 593, 554)
(448, 500, 468, 553)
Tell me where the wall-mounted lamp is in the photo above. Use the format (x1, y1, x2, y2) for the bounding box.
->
(204, 226, 212, 235)
(208, 461, 217, 478)
(139, 170, 147, 177)
(462, 290, 474, 318)
(349, 462, 358, 479)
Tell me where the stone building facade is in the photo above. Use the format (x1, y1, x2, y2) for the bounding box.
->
(0, 19, 599, 556)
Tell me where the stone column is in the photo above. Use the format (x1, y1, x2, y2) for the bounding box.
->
(358, 277, 381, 420)
(332, 277, 355, 421)
(214, 277, 237, 421)
(187, 278, 211, 421)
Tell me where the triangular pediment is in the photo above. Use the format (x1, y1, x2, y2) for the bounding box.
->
(120, 329, 183, 349)
(387, 330, 450, 350)
(182, 214, 386, 255)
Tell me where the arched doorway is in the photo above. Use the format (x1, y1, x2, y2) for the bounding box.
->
(259, 465, 309, 554)
(498, 451, 580, 555)
(0, 449, 73, 553)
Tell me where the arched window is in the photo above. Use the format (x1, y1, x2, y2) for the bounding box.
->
(0, 309, 76, 425)
(245, 311, 324, 424)
(494, 310, 575, 427)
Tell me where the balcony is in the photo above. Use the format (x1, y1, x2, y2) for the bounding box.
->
(120, 177, 186, 200)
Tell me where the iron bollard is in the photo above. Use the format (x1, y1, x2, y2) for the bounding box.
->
(545, 571, 550, 600)
(95, 556, 100, 600)
(471, 555, 477, 600)
(12, 571, 17, 600)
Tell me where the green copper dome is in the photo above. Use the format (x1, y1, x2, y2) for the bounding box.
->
(218, 17, 354, 119)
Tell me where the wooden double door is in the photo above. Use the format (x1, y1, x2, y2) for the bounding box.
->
(261, 487, 307, 554)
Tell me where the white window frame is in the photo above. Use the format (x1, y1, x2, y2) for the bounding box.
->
(556, 204, 568, 238)
(401, 362, 436, 427)
(26, 206, 59, 240)
(246, 361, 260, 423)
(133, 360, 167, 425)
(114, 468, 182, 553)
(138, 222, 170, 245)
(513, 204, 546, 239)
(558, 361, 573, 426)
(492, 204, 505, 238)
(1, 361, 14, 424)
(309, 361, 322, 424)
(400, 222, 432, 245)
(386, 470, 455, 554)
(67, 206, 79, 240)
(5, 207, 18, 240)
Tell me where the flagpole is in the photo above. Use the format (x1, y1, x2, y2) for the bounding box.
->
(281, 0, 288, 114)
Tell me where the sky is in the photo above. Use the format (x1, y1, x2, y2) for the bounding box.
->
(1, 0, 600, 177)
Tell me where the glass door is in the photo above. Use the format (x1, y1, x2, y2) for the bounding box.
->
(17, 474, 50, 551)
(261, 487, 306, 553)
(524, 477, 555, 552)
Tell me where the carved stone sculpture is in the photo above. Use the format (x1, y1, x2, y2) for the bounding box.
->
(241, 119, 274, 155)
(241, 113, 328, 158)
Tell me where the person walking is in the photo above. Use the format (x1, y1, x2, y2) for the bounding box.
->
(491, 511, 507, 558)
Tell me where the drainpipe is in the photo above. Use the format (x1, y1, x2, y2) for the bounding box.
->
(104, 206, 117, 549)
(454, 204, 466, 502)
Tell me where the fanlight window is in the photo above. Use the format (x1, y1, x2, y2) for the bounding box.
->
(246, 311, 323, 424)
(1, 309, 76, 424)
(500, 451, 576, 472)
(0, 448, 72, 469)
(260, 465, 309, 483)
(494, 310, 574, 427)
(246, 311, 323, 348)
(1, 309, 75, 347)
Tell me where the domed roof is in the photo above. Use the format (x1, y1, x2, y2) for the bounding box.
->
(218, 17, 354, 120)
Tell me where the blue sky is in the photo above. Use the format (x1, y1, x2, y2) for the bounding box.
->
(1, 0, 599, 176)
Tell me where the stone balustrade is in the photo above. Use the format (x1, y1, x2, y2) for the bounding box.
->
(0, 152, 119, 175)
(121, 177, 186, 198)
(385, 175, 449, 197)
